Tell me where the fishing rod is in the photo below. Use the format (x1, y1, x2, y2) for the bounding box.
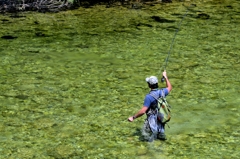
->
(161, 4, 194, 82)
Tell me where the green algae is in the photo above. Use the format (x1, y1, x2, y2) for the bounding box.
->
(0, 1, 240, 158)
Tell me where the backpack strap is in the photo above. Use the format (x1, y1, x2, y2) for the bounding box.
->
(149, 90, 164, 106)
(149, 93, 158, 101)
(149, 89, 164, 100)
(161, 89, 165, 98)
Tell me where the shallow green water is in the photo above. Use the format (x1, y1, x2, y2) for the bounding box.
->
(0, 0, 239, 158)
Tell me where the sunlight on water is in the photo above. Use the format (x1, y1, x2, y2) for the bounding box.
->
(0, 0, 239, 158)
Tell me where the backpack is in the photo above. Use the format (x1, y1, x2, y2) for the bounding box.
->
(149, 90, 171, 124)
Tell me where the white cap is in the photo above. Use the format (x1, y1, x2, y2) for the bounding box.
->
(146, 76, 158, 85)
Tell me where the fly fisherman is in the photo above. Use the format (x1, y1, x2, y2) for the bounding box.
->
(128, 70, 172, 141)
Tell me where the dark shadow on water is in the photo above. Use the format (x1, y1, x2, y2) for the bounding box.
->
(135, 128, 145, 142)
(132, 127, 154, 142)
(1, 35, 18, 39)
(151, 16, 175, 23)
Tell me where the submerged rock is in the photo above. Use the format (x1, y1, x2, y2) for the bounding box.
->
(1, 35, 17, 39)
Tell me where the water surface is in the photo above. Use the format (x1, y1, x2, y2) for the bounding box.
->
(0, 0, 239, 158)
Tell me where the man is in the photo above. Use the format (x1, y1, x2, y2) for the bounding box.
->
(128, 70, 172, 141)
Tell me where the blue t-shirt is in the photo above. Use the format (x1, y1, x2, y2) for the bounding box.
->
(143, 88, 169, 108)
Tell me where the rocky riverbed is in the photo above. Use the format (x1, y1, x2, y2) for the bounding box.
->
(0, 0, 239, 158)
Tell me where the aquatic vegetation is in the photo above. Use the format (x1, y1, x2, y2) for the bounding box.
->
(0, 0, 239, 158)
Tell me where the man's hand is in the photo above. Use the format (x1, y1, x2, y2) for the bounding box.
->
(128, 116, 134, 122)
(163, 70, 168, 79)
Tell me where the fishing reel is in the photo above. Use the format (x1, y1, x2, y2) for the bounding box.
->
(161, 76, 165, 83)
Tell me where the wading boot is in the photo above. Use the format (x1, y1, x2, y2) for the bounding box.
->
(157, 133, 167, 141)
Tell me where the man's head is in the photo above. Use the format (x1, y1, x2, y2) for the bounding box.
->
(146, 76, 158, 89)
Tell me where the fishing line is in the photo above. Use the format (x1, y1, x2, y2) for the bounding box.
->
(160, 3, 195, 82)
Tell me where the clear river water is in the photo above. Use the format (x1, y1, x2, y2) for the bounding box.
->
(0, 0, 239, 158)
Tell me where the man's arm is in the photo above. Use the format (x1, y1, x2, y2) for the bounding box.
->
(128, 106, 148, 122)
(163, 70, 172, 93)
